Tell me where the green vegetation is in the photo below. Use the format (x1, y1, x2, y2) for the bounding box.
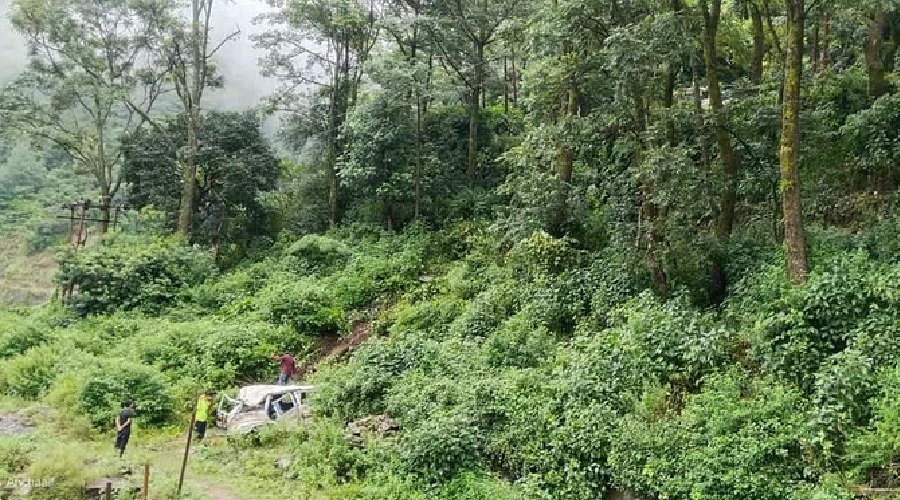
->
(0, 0, 899, 498)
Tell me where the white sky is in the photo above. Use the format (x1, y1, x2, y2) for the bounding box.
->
(0, 0, 279, 111)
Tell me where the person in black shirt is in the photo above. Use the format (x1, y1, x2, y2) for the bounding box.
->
(114, 400, 135, 458)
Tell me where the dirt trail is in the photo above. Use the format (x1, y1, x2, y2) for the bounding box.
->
(190, 477, 241, 500)
(295, 316, 373, 382)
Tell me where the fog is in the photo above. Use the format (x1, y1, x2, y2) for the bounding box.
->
(0, 0, 279, 111)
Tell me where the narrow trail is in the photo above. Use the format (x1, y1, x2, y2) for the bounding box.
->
(140, 437, 245, 500)
(295, 316, 374, 382)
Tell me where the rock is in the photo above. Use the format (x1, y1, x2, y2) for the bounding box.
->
(345, 414, 400, 447)
(0, 412, 33, 436)
(275, 457, 292, 471)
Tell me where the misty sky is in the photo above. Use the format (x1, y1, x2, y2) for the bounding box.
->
(0, 0, 279, 111)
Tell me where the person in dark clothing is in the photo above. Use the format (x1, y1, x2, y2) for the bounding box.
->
(114, 400, 135, 457)
(271, 352, 296, 385)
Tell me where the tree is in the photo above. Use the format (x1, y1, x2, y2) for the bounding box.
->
(384, 0, 434, 219)
(700, 0, 742, 303)
(122, 111, 279, 254)
(427, 0, 523, 184)
(168, 0, 240, 237)
(2, 0, 172, 233)
(779, 0, 809, 283)
(862, 3, 898, 98)
(257, 0, 381, 225)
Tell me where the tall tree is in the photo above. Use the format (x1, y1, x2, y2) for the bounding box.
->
(428, 0, 522, 184)
(863, 5, 897, 98)
(2, 0, 171, 233)
(384, 0, 433, 219)
(257, 0, 380, 225)
(700, 0, 742, 303)
(169, 0, 240, 236)
(779, 0, 809, 282)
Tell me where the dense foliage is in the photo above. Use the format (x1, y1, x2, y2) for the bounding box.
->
(0, 0, 898, 498)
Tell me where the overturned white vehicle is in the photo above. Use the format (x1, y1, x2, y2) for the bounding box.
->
(215, 385, 313, 435)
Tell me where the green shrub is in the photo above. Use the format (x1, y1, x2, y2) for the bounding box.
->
(285, 234, 352, 274)
(0, 311, 49, 358)
(387, 297, 467, 339)
(184, 261, 272, 312)
(0, 438, 34, 475)
(397, 410, 484, 484)
(24, 443, 87, 500)
(450, 283, 518, 337)
(134, 318, 308, 387)
(744, 252, 895, 389)
(74, 361, 174, 427)
(433, 471, 522, 500)
(314, 336, 438, 422)
(846, 365, 900, 481)
(255, 276, 344, 335)
(0, 345, 59, 399)
(608, 371, 809, 500)
(483, 313, 555, 369)
(57, 235, 216, 316)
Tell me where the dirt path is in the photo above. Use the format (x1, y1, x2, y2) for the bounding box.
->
(295, 316, 373, 381)
(142, 436, 247, 500)
(190, 477, 241, 500)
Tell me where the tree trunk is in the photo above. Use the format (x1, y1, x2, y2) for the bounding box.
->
(865, 9, 889, 98)
(511, 56, 518, 108)
(503, 57, 510, 113)
(633, 85, 668, 297)
(751, 2, 765, 84)
(702, 0, 740, 303)
(466, 87, 479, 185)
(327, 57, 340, 225)
(779, 0, 809, 283)
(466, 40, 484, 186)
(414, 94, 423, 219)
(178, 111, 199, 235)
(811, 22, 819, 75)
(177, 0, 205, 237)
(98, 192, 111, 234)
(822, 13, 830, 70)
(692, 58, 712, 172)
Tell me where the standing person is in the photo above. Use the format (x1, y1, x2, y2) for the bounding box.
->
(271, 352, 296, 385)
(194, 391, 214, 442)
(114, 400, 135, 458)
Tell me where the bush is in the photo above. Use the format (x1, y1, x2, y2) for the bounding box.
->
(74, 361, 174, 427)
(57, 235, 216, 316)
(744, 252, 896, 389)
(314, 335, 438, 422)
(0, 438, 34, 475)
(24, 444, 87, 500)
(483, 313, 555, 369)
(846, 365, 900, 481)
(0, 310, 49, 359)
(608, 371, 809, 500)
(255, 276, 344, 335)
(285, 234, 352, 274)
(134, 318, 309, 387)
(397, 410, 484, 484)
(0, 345, 59, 399)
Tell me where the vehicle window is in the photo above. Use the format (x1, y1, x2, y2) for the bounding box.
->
(277, 393, 296, 413)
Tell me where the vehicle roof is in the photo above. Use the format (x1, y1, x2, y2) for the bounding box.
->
(236, 385, 315, 406)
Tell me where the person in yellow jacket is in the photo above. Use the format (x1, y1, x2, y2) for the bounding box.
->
(194, 391, 215, 441)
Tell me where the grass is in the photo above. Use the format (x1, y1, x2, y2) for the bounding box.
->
(0, 235, 56, 306)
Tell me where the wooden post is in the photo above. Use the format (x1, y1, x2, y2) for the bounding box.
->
(104, 482, 112, 500)
(142, 464, 150, 500)
(176, 401, 197, 496)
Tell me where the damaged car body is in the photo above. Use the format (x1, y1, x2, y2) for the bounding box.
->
(216, 384, 314, 434)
